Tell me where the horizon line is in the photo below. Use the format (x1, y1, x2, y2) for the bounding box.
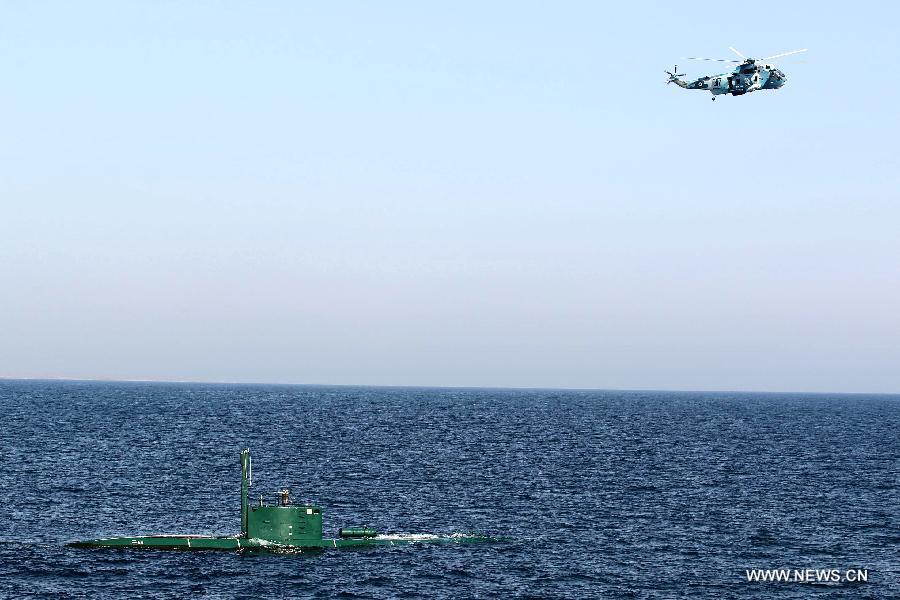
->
(1, 375, 898, 397)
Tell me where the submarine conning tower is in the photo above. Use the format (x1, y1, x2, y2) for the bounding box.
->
(240, 449, 323, 545)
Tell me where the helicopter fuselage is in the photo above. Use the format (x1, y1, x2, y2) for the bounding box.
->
(673, 60, 786, 97)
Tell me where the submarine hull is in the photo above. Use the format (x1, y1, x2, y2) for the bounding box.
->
(69, 533, 495, 551)
(70, 449, 504, 552)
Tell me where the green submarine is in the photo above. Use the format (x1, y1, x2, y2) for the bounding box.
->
(70, 449, 494, 551)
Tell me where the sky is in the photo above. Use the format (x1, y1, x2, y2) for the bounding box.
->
(2, 1, 899, 392)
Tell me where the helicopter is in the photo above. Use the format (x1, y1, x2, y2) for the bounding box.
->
(666, 47, 807, 100)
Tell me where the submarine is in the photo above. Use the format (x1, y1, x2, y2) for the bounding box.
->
(70, 449, 494, 550)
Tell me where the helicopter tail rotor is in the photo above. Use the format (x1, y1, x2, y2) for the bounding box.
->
(665, 65, 686, 84)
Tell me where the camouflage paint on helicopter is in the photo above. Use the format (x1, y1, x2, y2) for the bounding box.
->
(666, 47, 806, 100)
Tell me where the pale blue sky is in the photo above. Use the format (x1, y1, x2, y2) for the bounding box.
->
(2, 1, 899, 392)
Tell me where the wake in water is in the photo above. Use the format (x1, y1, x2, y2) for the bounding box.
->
(374, 532, 481, 542)
(238, 532, 493, 554)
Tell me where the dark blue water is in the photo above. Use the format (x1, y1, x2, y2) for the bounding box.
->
(0, 380, 897, 598)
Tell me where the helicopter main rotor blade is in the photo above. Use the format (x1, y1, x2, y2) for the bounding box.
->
(728, 46, 747, 59)
(761, 49, 807, 61)
(683, 57, 740, 63)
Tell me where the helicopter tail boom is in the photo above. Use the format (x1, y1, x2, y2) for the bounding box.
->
(665, 65, 689, 88)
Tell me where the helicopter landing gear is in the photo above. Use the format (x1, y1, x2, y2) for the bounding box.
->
(712, 97, 716, 101)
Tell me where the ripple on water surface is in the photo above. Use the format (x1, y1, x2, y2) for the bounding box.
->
(0, 380, 897, 598)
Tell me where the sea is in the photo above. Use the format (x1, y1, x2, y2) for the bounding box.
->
(0, 379, 897, 599)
